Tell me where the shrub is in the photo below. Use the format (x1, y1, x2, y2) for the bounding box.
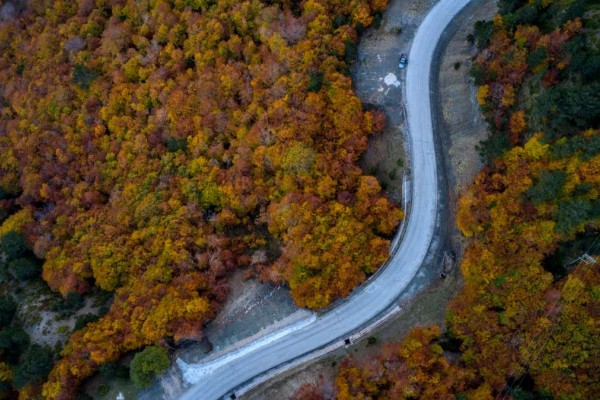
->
(388, 168, 397, 181)
(96, 383, 109, 396)
(64, 292, 84, 308)
(0, 326, 30, 364)
(166, 137, 188, 152)
(72, 64, 98, 89)
(74, 313, 100, 331)
(0, 231, 26, 261)
(470, 63, 485, 85)
(343, 40, 358, 67)
(57, 325, 70, 335)
(51, 292, 84, 313)
(12, 344, 53, 388)
(99, 361, 129, 380)
(308, 71, 324, 92)
(0, 297, 16, 327)
(130, 346, 170, 388)
(473, 20, 493, 50)
(8, 257, 40, 281)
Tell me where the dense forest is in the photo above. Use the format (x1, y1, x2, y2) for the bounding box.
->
(0, 0, 401, 398)
(302, 0, 600, 399)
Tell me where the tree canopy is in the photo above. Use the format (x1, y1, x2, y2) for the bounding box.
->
(12, 344, 53, 389)
(0, 0, 399, 397)
(129, 346, 170, 389)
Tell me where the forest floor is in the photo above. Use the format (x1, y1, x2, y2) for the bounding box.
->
(18, 283, 108, 349)
(240, 0, 496, 398)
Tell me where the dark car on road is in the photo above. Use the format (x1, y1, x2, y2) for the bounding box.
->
(399, 53, 408, 69)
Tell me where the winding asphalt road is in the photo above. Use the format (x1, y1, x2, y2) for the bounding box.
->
(178, 0, 473, 398)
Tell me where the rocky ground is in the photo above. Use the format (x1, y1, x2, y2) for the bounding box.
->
(19, 286, 107, 349)
(240, 0, 496, 398)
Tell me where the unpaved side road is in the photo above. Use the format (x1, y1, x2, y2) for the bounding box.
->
(240, 0, 496, 398)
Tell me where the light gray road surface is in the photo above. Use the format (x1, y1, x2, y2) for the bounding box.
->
(178, 0, 472, 398)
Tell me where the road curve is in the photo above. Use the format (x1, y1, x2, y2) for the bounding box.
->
(178, 0, 472, 398)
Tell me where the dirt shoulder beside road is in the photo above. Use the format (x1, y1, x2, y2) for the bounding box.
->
(436, 0, 497, 256)
(241, 0, 496, 398)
